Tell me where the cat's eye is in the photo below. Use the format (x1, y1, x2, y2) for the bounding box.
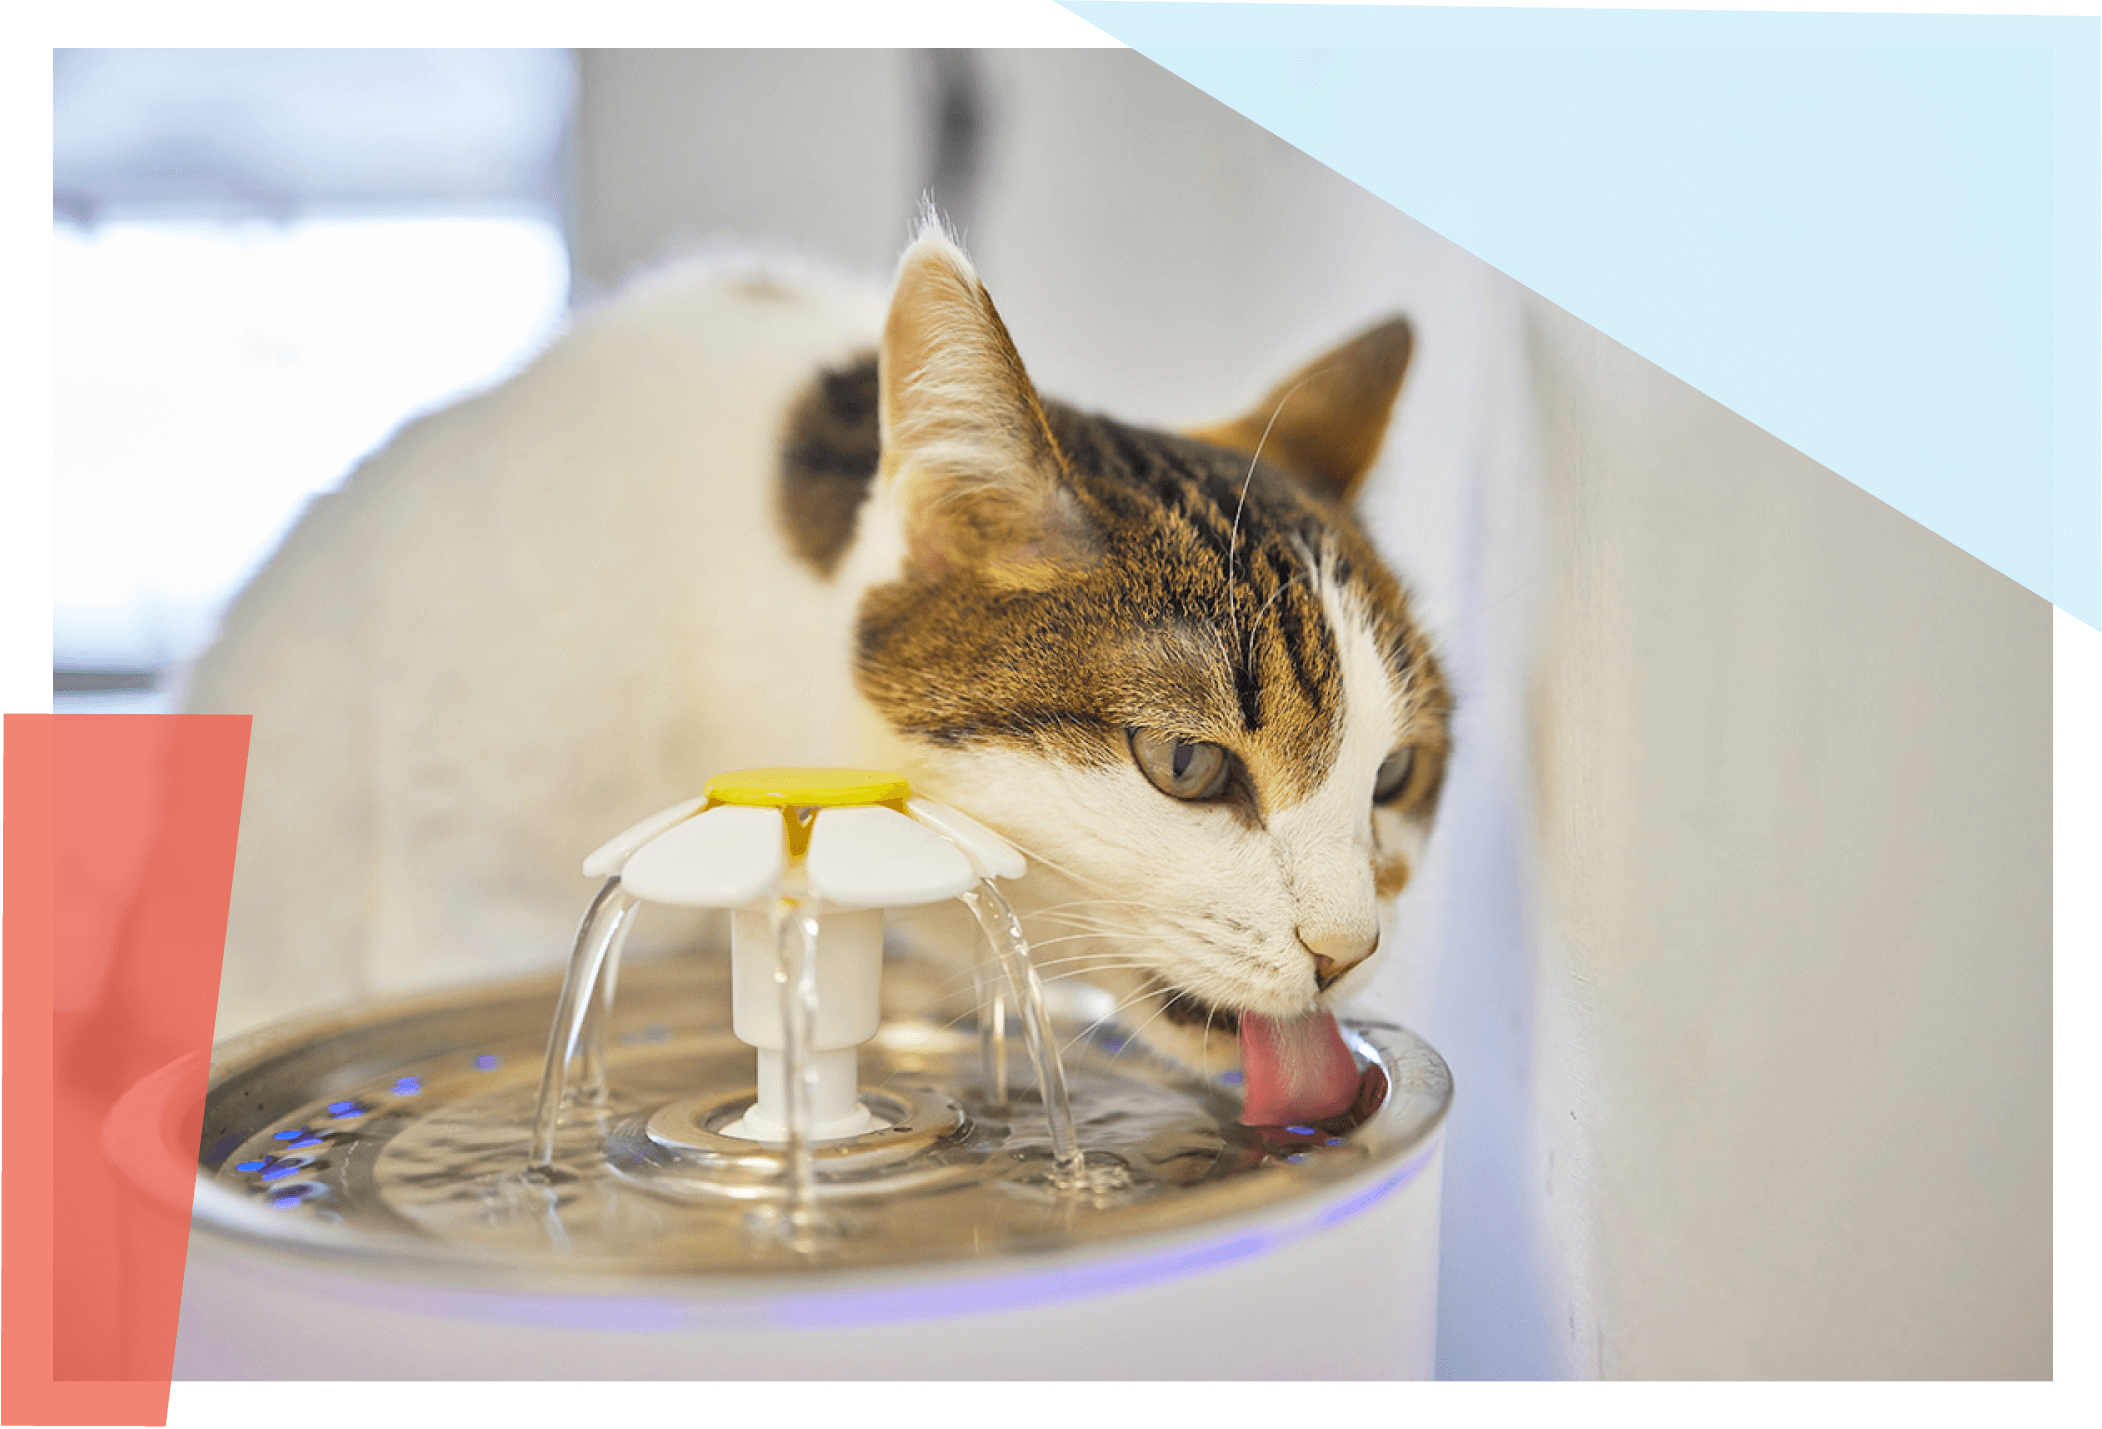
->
(1373, 747, 1418, 806)
(1129, 729, 1232, 802)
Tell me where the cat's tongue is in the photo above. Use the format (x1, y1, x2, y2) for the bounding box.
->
(1236, 1009, 1362, 1126)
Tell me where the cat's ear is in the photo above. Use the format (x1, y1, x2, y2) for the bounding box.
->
(1190, 317, 1414, 504)
(878, 229, 1095, 585)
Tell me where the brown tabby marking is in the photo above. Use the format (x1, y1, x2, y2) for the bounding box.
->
(777, 352, 881, 576)
(776, 357, 1450, 817)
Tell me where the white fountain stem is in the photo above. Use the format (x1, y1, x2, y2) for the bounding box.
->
(742, 1048, 868, 1139)
(719, 904, 885, 1141)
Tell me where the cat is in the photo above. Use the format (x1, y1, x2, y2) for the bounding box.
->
(187, 223, 1452, 1123)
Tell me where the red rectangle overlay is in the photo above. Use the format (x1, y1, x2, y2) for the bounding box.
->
(4, 714, 250, 1425)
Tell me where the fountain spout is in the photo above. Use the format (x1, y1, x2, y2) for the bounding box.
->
(566, 768, 1026, 1157)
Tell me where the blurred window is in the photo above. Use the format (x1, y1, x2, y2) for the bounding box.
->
(52, 49, 576, 709)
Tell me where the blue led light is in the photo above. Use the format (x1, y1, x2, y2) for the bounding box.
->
(235, 1159, 267, 1173)
(473, 1054, 499, 1071)
(1284, 1125, 1316, 1137)
(272, 1127, 305, 1141)
(392, 1076, 422, 1096)
(270, 1195, 305, 1209)
(1314, 1143, 1441, 1229)
(291, 1137, 325, 1149)
(1218, 1070, 1244, 1086)
(259, 1163, 300, 1182)
(326, 1100, 362, 1116)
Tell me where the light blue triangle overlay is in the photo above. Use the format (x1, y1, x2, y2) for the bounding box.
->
(1063, 4, 2100, 627)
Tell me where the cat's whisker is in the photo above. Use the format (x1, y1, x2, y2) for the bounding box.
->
(1013, 941, 1143, 966)
(1022, 904, 1145, 922)
(1059, 984, 1171, 1056)
(1020, 915, 1140, 937)
(1242, 567, 1307, 662)
(1022, 897, 1159, 915)
(1055, 1000, 1137, 1053)
(917, 942, 1160, 1009)
(1027, 928, 1148, 947)
(1022, 929, 1127, 947)
(1038, 968, 1161, 990)
(998, 934, 1117, 956)
(987, 834, 1116, 896)
(1013, 907, 1151, 941)
(1028, 959, 1159, 980)
(1007, 931, 1113, 947)
(1024, 898, 1157, 918)
(1014, 941, 1150, 962)
(942, 1003, 1003, 1038)
(925, 963, 1018, 1002)
(1017, 918, 1150, 943)
(1100, 994, 1190, 1071)
(1225, 369, 1328, 651)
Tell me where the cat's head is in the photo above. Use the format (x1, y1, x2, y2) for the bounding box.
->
(848, 231, 1450, 1072)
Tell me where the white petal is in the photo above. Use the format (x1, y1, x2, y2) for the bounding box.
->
(619, 804, 785, 908)
(806, 804, 976, 909)
(581, 796, 708, 877)
(906, 796, 1026, 881)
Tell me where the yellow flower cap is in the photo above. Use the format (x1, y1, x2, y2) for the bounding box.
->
(703, 767, 911, 809)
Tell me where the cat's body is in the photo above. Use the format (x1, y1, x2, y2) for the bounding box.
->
(192, 231, 1450, 1114)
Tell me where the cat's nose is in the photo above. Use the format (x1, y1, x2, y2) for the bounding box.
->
(1301, 930, 1379, 992)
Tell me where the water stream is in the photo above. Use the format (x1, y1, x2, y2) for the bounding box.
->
(526, 877, 638, 1171)
(769, 895, 827, 1250)
(519, 844, 1134, 1247)
(962, 879, 1086, 1188)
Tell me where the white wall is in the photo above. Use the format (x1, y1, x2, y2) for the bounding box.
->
(1526, 299, 2052, 1378)
(569, 50, 923, 299)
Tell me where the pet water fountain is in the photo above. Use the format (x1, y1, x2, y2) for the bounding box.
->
(145, 770, 1452, 1378)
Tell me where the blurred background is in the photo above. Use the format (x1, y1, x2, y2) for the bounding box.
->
(51, 49, 2050, 1379)
(53, 49, 574, 698)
